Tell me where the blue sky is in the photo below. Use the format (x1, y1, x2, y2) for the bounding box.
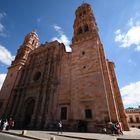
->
(0, 0, 140, 108)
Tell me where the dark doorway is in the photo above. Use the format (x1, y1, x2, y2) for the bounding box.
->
(24, 99, 35, 127)
(60, 107, 67, 120)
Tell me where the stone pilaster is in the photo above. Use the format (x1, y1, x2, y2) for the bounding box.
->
(107, 61, 129, 130)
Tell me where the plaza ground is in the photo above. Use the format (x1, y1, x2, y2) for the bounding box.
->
(0, 128, 140, 140)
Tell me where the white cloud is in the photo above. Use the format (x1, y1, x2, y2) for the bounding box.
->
(0, 73, 6, 90)
(54, 25, 61, 31)
(0, 12, 6, 37)
(0, 23, 4, 32)
(128, 58, 136, 66)
(0, 12, 6, 20)
(0, 44, 15, 65)
(115, 17, 140, 51)
(128, 18, 134, 27)
(114, 29, 124, 42)
(134, 45, 140, 51)
(52, 24, 71, 52)
(121, 81, 140, 108)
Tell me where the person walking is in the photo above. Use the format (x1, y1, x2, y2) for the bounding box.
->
(58, 121, 62, 134)
(116, 122, 123, 135)
(111, 122, 117, 135)
(3, 119, 8, 130)
(0, 119, 1, 126)
(8, 117, 14, 130)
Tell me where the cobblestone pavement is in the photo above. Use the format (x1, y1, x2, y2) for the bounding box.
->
(0, 128, 140, 140)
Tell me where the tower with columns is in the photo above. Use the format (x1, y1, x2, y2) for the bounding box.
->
(0, 3, 129, 131)
(0, 30, 39, 118)
(69, 3, 129, 131)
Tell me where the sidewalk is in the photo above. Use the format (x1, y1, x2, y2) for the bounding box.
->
(0, 128, 140, 140)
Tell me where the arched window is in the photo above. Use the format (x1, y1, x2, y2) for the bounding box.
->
(32, 40, 35, 45)
(83, 11, 86, 16)
(78, 27, 82, 35)
(84, 25, 89, 32)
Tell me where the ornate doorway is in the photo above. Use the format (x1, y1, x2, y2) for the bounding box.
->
(24, 98, 35, 127)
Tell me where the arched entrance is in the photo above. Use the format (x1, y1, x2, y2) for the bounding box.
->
(23, 98, 35, 127)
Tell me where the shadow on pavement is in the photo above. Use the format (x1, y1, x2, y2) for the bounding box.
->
(49, 132, 99, 140)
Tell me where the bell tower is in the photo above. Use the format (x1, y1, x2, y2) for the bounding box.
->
(0, 30, 39, 117)
(70, 3, 129, 131)
(72, 3, 98, 44)
(12, 30, 39, 66)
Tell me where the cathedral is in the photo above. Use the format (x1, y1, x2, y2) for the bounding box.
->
(0, 3, 129, 131)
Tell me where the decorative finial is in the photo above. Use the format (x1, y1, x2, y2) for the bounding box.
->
(82, 0, 85, 4)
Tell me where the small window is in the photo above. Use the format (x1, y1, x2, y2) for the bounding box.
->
(84, 25, 89, 32)
(130, 117, 134, 123)
(83, 66, 86, 69)
(60, 107, 67, 120)
(136, 117, 140, 123)
(82, 51, 85, 55)
(33, 71, 41, 81)
(78, 27, 82, 35)
(85, 109, 92, 119)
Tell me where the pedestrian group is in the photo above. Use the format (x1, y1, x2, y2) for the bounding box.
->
(0, 117, 14, 131)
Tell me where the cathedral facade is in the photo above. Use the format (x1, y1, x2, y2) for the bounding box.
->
(0, 3, 129, 131)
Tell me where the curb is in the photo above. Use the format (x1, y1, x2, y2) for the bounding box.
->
(0, 131, 43, 140)
(117, 138, 140, 140)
